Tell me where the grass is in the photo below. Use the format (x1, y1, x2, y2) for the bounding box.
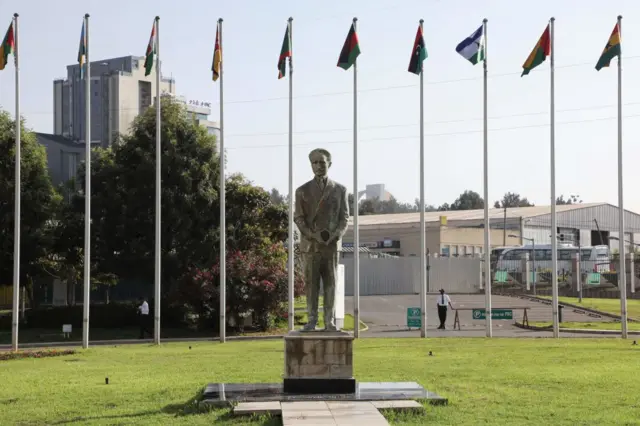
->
(293, 295, 323, 310)
(1, 339, 640, 425)
(528, 321, 640, 331)
(539, 296, 640, 319)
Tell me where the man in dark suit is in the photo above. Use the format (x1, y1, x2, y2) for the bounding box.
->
(294, 148, 349, 331)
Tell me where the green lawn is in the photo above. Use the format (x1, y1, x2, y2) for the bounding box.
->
(293, 296, 323, 310)
(540, 296, 640, 319)
(1, 339, 639, 425)
(529, 321, 640, 331)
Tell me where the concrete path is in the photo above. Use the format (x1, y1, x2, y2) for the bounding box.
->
(281, 401, 389, 425)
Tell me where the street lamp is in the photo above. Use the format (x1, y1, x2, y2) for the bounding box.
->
(509, 234, 536, 295)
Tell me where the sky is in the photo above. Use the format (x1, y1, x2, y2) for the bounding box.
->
(1, 0, 640, 212)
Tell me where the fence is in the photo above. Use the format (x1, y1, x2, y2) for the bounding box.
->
(340, 256, 482, 296)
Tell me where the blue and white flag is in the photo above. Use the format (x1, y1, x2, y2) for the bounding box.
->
(456, 25, 485, 65)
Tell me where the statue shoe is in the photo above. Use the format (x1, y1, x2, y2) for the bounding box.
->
(302, 323, 317, 332)
(324, 324, 338, 332)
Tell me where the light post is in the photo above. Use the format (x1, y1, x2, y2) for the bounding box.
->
(510, 234, 535, 295)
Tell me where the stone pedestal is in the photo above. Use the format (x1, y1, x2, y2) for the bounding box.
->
(283, 330, 355, 394)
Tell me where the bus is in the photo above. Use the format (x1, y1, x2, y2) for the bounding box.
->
(491, 244, 610, 274)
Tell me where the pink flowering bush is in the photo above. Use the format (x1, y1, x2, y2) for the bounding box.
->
(174, 243, 304, 331)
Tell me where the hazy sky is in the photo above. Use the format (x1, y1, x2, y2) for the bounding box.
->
(1, 0, 639, 212)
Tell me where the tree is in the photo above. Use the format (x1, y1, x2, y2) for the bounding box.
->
(494, 192, 534, 209)
(448, 190, 484, 210)
(0, 111, 61, 306)
(269, 188, 287, 206)
(56, 97, 291, 304)
(346, 194, 433, 216)
(556, 194, 582, 205)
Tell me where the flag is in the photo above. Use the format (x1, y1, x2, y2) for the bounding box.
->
(521, 25, 551, 76)
(278, 25, 291, 79)
(337, 22, 360, 70)
(212, 26, 221, 81)
(407, 25, 427, 75)
(144, 20, 156, 76)
(595, 23, 621, 71)
(0, 21, 15, 71)
(456, 25, 485, 65)
(78, 20, 87, 79)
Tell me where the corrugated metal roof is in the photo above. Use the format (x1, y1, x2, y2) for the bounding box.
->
(348, 203, 606, 226)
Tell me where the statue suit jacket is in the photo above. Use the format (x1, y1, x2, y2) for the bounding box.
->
(294, 177, 349, 253)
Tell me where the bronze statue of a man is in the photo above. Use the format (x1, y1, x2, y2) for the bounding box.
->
(294, 148, 349, 331)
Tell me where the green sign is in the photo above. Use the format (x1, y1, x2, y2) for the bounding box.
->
(494, 271, 508, 283)
(407, 307, 421, 328)
(472, 309, 513, 320)
(586, 272, 601, 285)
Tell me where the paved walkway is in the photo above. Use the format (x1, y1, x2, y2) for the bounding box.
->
(281, 401, 389, 425)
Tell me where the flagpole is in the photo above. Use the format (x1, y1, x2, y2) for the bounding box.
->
(352, 17, 360, 339)
(617, 15, 628, 339)
(549, 17, 559, 338)
(153, 15, 161, 345)
(482, 18, 492, 338)
(11, 12, 20, 353)
(287, 17, 295, 332)
(418, 19, 426, 339)
(82, 13, 91, 350)
(218, 18, 226, 344)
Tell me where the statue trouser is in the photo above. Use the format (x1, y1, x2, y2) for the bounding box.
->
(303, 250, 338, 331)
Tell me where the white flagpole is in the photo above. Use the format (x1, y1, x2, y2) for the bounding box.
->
(549, 17, 559, 338)
(218, 18, 226, 343)
(616, 15, 628, 339)
(482, 18, 492, 338)
(287, 17, 295, 332)
(352, 17, 360, 339)
(82, 13, 91, 349)
(11, 13, 20, 353)
(153, 16, 161, 345)
(418, 19, 426, 338)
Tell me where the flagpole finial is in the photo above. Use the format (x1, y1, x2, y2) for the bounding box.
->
(13, 13, 18, 18)
(550, 16, 555, 22)
(218, 18, 223, 23)
(85, 13, 90, 18)
(483, 18, 488, 23)
(352, 17, 358, 23)
(618, 15, 623, 20)
(155, 16, 160, 21)
(288, 17, 293, 22)
(419, 19, 424, 24)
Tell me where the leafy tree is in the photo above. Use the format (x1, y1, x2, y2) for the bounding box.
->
(0, 111, 61, 306)
(269, 188, 287, 206)
(346, 194, 433, 215)
(494, 192, 534, 208)
(556, 194, 582, 205)
(448, 190, 484, 210)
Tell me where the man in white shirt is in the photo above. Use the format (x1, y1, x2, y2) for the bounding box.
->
(436, 289, 454, 330)
(138, 297, 151, 339)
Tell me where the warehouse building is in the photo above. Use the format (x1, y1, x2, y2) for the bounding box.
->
(342, 203, 640, 257)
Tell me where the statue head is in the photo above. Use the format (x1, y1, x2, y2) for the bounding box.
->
(309, 148, 331, 178)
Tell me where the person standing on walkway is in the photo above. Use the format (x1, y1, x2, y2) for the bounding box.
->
(437, 289, 454, 329)
(138, 297, 151, 339)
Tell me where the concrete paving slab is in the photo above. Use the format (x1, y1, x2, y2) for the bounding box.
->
(372, 399, 425, 412)
(233, 401, 281, 416)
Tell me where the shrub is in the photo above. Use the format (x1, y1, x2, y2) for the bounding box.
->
(174, 244, 304, 332)
(0, 349, 76, 361)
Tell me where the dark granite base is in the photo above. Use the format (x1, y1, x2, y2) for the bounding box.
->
(201, 382, 447, 407)
(283, 377, 356, 394)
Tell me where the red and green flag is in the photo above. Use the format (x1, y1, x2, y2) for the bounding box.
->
(595, 23, 621, 71)
(143, 19, 157, 76)
(408, 25, 427, 75)
(0, 21, 15, 71)
(521, 24, 551, 77)
(278, 25, 291, 79)
(337, 22, 360, 70)
(212, 26, 221, 81)
(78, 20, 87, 79)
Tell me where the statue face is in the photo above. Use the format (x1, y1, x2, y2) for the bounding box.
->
(310, 153, 330, 178)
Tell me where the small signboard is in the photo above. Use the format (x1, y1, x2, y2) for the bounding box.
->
(407, 307, 421, 328)
(62, 324, 72, 339)
(586, 272, 601, 285)
(472, 309, 513, 320)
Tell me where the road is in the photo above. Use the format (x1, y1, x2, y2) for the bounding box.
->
(345, 293, 612, 334)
